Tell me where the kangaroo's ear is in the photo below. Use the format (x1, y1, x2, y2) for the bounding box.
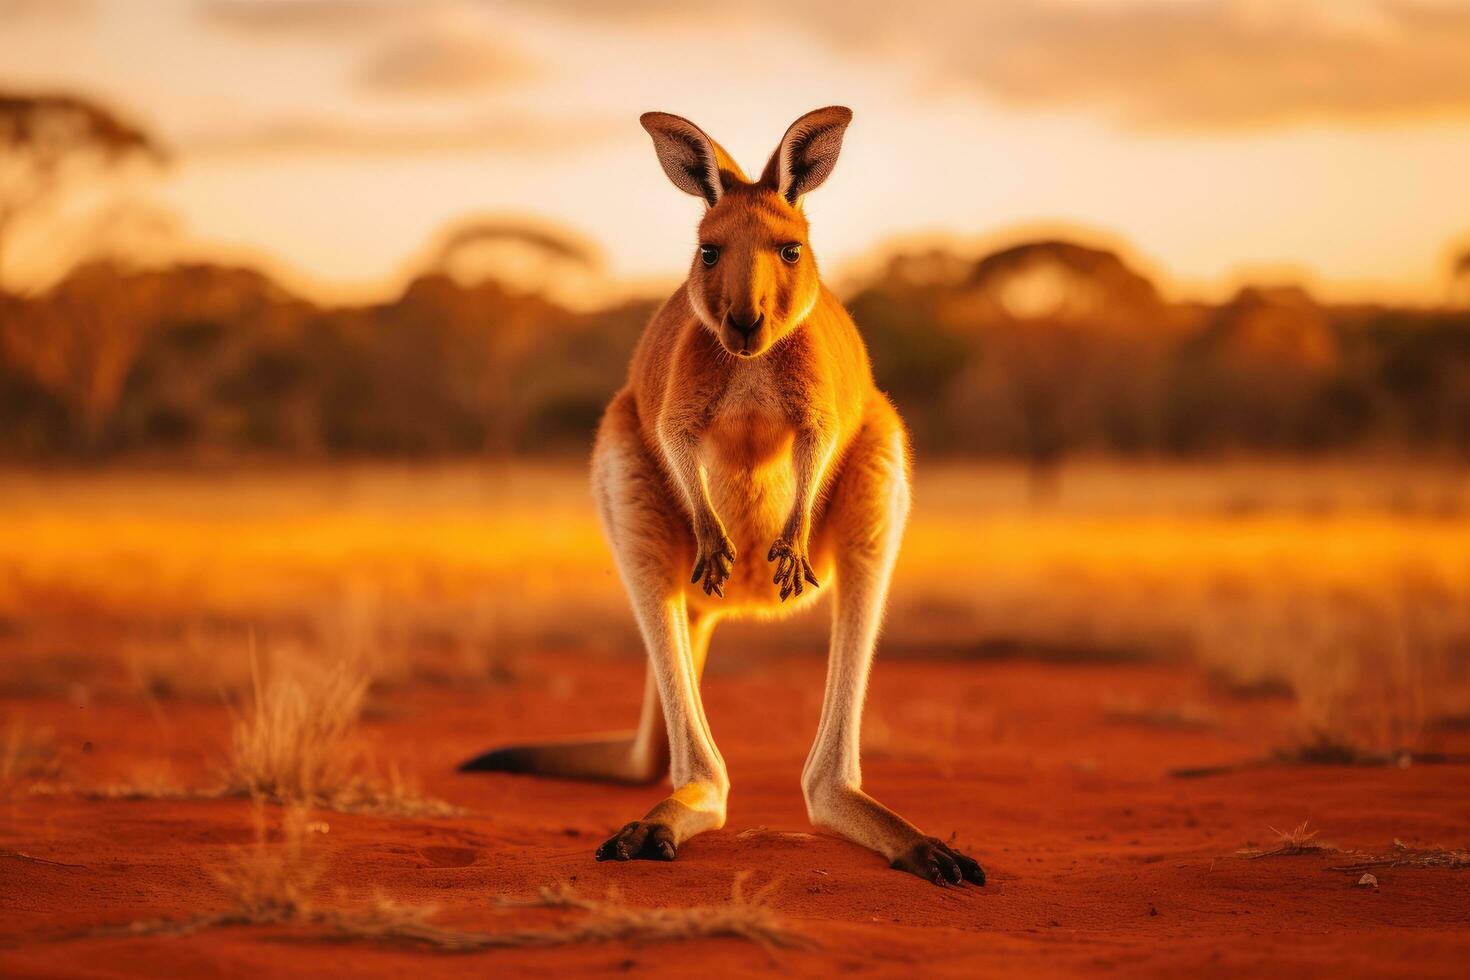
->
(761, 105, 852, 205)
(639, 112, 746, 207)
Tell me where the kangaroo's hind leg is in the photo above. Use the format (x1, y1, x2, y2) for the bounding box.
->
(458, 394, 718, 788)
(587, 392, 728, 860)
(802, 401, 984, 886)
(457, 607, 717, 783)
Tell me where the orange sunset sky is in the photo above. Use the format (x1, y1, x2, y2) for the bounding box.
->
(3, 0, 1470, 305)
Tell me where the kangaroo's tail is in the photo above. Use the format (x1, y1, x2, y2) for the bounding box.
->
(457, 733, 666, 785)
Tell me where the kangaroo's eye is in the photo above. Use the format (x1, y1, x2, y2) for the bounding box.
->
(780, 242, 802, 264)
(699, 245, 720, 266)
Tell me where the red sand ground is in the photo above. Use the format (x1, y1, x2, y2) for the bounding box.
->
(2, 653, 1468, 978)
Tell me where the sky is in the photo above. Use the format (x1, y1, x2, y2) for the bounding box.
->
(2, 0, 1470, 305)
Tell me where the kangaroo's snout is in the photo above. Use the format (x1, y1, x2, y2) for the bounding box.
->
(728, 310, 763, 335)
(723, 310, 765, 355)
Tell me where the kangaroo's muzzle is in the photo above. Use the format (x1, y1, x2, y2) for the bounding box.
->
(722, 311, 766, 356)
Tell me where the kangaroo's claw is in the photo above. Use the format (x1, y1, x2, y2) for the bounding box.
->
(890, 836, 986, 886)
(692, 526, 736, 598)
(767, 537, 817, 601)
(596, 821, 678, 862)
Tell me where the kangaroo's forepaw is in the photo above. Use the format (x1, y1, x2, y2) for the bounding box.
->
(767, 538, 818, 601)
(890, 836, 986, 886)
(596, 821, 678, 862)
(691, 529, 736, 598)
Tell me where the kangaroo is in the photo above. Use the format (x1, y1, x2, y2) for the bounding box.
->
(460, 107, 984, 886)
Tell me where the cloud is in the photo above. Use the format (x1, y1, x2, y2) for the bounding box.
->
(511, 0, 1470, 130)
(0, 0, 92, 20)
(196, 0, 408, 35)
(200, 3, 539, 99)
(931, 0, 1470, 130)
(356, 31, 535, 97)
(181, 112, 618, 157)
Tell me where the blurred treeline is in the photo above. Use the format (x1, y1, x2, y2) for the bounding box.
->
(0, 262, 652, 458)
(2, 238, 1469, 464)
(2, 91, 1469, 465)
(850, 242, 1470, 465)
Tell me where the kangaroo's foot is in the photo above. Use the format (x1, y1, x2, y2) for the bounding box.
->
(890, 835, 986, 886)
(596, 820, 677, 861)
(767, 536, 818, 601)
(805, 781, 985, 887)
(691, 519, 736, 597)
(595, 783, 726, 863)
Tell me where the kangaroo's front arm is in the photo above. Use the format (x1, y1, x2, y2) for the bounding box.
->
(655, 376, 736, 597)
(769, 407, 839, 599)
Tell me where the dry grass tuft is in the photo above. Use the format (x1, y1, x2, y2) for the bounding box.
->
(24, 651, 460, 814)
(226, 654, 366, 805)
(0, 715, 60, 798)
(222, 653, 461, 818)
(90, 811, 810, 956)
(1239, 820, 1338, 858)
(305, 875, 812, 954)
(488, 873, 813, 953)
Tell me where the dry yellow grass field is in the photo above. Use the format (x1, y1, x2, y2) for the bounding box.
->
(1, 460, 1467, 755)
(8, 461, 1470, 758)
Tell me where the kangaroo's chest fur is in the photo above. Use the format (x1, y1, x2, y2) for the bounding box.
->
(705, 358, 793, 468)
(697, 357, 805, 604)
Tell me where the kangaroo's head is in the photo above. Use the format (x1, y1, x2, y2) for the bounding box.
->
(640, 106, 852, 358)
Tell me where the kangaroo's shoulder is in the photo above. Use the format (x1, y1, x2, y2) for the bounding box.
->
(626, 285, 727, 433)
(813, 284, 862, 341)
(629, 285, 691, 393)
(800, 286, 876, 391)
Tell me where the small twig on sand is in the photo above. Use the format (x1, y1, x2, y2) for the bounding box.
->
(1329, 840, 1470, 874)
(0, 850, 90, 870)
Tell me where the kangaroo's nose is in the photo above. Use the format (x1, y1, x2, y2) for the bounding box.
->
(728, 311, 764, 338)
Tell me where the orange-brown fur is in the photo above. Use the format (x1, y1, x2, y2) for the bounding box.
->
(461, 107, 984, 887)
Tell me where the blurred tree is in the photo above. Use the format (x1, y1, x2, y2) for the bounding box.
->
(1166, 286, 1344, 452)
(847, 252, 972, 452)
(945, 241, 1174, 493)
(9, 262, 169, 452)
(1453, 247, 1470, 308)
(1374, 310, 1470, 454)
(0, 92, 167, 292)
(425, 215, 604, 309)
(428, 217, 600, 280)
